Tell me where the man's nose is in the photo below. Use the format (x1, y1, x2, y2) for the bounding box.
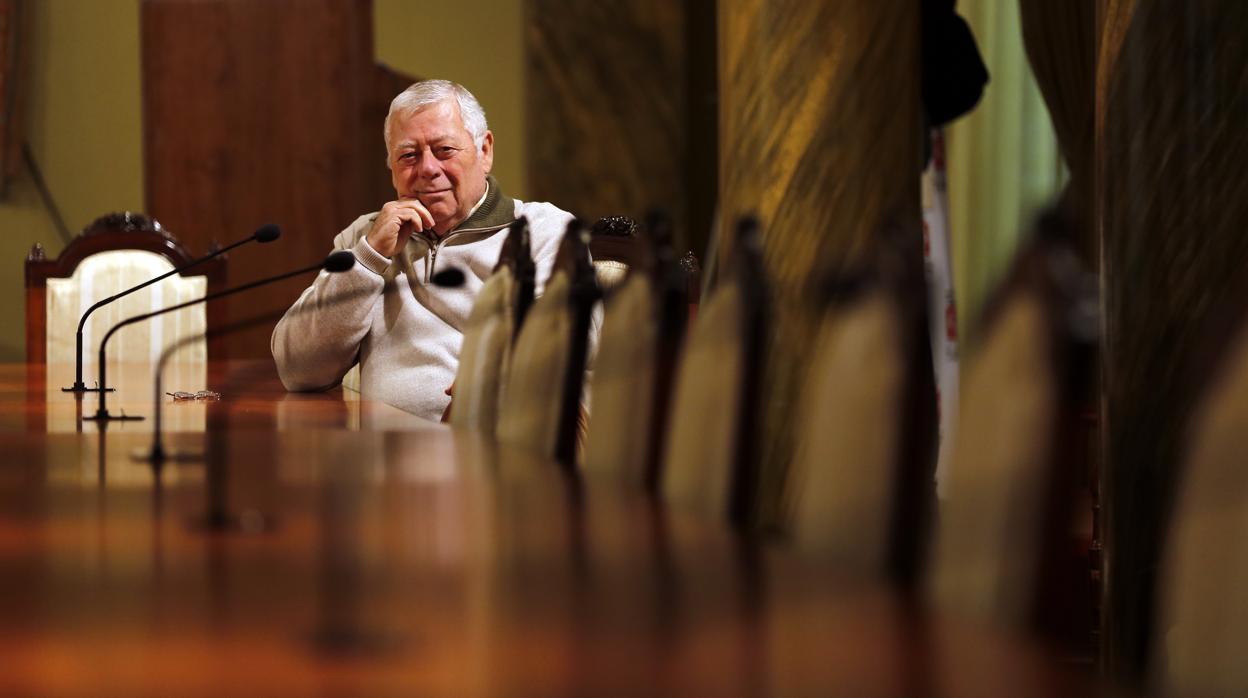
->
(417, 148, 442, 178)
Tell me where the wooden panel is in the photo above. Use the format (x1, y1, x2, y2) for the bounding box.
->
(142, 0, 397, 358)
(1100, 0, 1248, 680)
(0, 0, 22, 196)
(718, 1, 922, 525)
(525, 1, 699, 251)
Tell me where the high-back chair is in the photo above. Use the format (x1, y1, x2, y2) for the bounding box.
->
(589, 215, 641, 296)
(583, 213, 690, 491)
(496, 220, 600, 467)
(661, 217, 767, 528)
(785, 220, 938, 587)
(450, 218, 537, 433)
(1152, 303, 1248, 696)
(25, 212, 226, 366)
(928, 210, 1095, 637)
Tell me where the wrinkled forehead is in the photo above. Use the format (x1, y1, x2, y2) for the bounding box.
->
(388, 99, 468, 147)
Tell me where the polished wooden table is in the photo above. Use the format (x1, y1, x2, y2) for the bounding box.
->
(0, 362, 1100, 695)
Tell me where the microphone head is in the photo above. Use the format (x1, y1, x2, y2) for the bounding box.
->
(323, 251, 356, 273)
(431, 267, 466, 288)
(254, 224, 281, 243)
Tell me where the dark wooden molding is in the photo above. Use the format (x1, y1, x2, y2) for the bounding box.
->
(24, 212, 202, 288)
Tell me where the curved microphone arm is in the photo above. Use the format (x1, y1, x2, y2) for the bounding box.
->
(88, 251, 352, 421)
(68, 225, 280, 392)
(146, 288, 371, 462)
(142, 263, 466, 462)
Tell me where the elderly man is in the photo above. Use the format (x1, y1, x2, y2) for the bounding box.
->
(272, 79, 573, 420)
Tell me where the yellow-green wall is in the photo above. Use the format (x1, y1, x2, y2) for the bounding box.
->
(945, 0, 1063, 347)
(0, 0, 144, 360)
(373, 0, 527, 199)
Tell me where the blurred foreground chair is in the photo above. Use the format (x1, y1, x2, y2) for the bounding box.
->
(496, 221, 600, 467)
(785, 219, 938, 587)
(1153, 303, 1248, 695)
(928, 210, 1095, 637)
(583, 213, 691, 491)
(449, 219, 537, 433)
(662, 217, 766, 527)
(25, 212, 226, 365)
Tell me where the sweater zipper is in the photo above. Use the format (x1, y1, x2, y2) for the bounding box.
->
(422, 223, 510, 280)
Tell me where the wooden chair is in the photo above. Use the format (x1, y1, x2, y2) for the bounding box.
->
(496, 220, 600, 468)
(449, 218, 537, 433)
(25, 212, 227, 365)
(785, 219, 938, 588)
(589, 215, 641, 295)
(927, 210, 1095, 637)
(661, 217, 767, 528)
(1152, 294, 1248, 695)
(583, 213, 690, 492)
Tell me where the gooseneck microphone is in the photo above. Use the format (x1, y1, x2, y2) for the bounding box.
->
(137, 265, 468, 464)
(84, 250, 355, 423)
(63, 224, 282, 393)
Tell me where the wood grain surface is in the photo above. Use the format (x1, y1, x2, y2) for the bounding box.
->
(0, 362, 1094, 695)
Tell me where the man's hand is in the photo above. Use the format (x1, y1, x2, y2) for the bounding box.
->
(366, 199, 437, 258)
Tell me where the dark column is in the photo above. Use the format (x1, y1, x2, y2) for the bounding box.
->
(1100, 0, 1248, 681)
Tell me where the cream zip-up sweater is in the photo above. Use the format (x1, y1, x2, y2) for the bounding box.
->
(271, 178, 573, 421)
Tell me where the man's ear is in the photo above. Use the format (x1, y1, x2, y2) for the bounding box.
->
(480, 131, 494, 174)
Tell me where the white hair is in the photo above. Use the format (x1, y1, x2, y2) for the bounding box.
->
(384, 79, 489, 154)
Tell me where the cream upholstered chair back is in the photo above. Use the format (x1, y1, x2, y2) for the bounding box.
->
(928, 212, 1093, 634)
(785, 225, 938, 584)
(662, 217, 766, 527)
(583, 274, 658, 480)
(1153, 318, 1248, 696)
(26, 213, 224, 368)
(451, 267, 517, 432)
(929, 290, 1055, 627)
(584, 213, 690, 490)
(450, 219, 538, 431)
(496, 220, 599, 466)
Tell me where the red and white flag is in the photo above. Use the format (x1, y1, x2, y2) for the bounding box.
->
(921, 128, 959, 499)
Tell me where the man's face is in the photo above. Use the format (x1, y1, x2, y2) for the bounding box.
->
(387, 98, 494, 234)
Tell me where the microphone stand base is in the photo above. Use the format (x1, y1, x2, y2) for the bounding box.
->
(132, 448, 204, 464)
(82, 411, 144, 422)
(62, 383, 115, 393)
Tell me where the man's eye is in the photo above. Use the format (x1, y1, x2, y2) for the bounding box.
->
(399, 152, 417, 161)
(437, 147, 458, 158)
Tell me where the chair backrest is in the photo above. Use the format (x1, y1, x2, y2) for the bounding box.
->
(1153, 306, 1248, 695)
(450, 219, 537, 433)
(25, 212, 226, 365)
(661, 217, 766, 527)
(583, 213, 689, 491)
(928, 210, 1094, 636)
(589, 215, 640, 295)
(785, 221, 938, 587)
(496, 220, 600, 467)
